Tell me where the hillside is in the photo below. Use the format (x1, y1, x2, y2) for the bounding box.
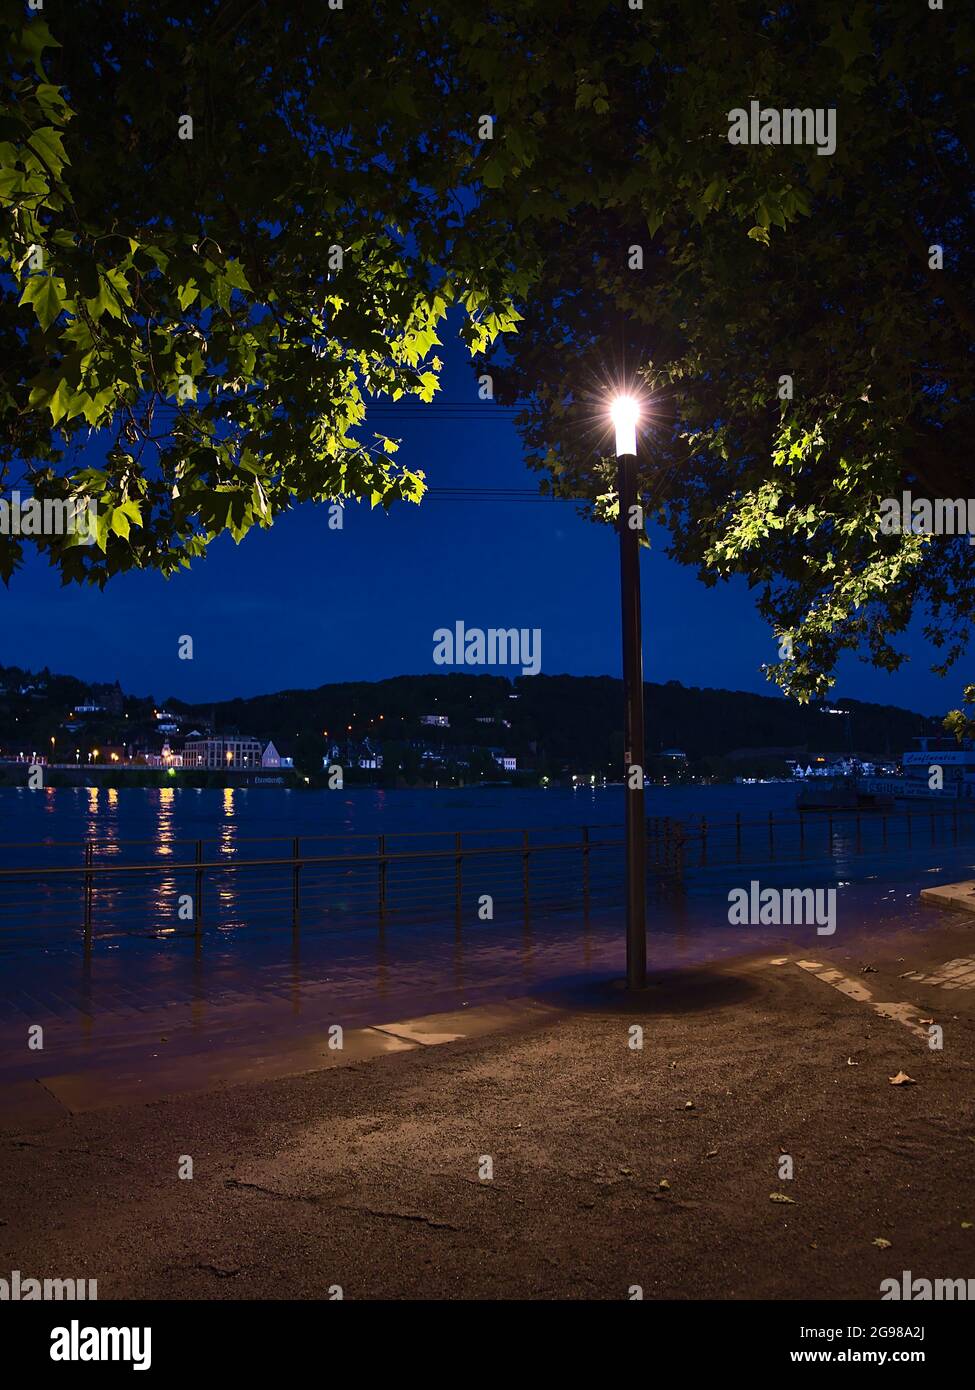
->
(0, 665, 946, 781)
(171, 673, 943, 775)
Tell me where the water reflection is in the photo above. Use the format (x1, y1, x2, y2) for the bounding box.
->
(155, 787, 175, 858)
(85, 786, 99, 842)
(216, 787, 240, 927)
(153, 787, 178, 933)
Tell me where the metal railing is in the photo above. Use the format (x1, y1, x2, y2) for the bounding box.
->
(2, 806, 971, 955)
(647, 805, 975, 874)
(0, 823, 634, 951)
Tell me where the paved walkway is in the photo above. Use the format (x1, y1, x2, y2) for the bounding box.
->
(1, 912, 974, 1298)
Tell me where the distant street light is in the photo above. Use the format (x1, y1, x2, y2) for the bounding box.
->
(611, 395, 647, 990)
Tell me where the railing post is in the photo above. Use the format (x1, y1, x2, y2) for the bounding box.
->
(292, 836, 301, 929)
(454, 831, 463, 923)
(828, 814, 833, 854)
(83, 841, 93, 954)
(378, 834, 387, 921)
(736, 811, 742, 862)
(799, 810, 805, 857)
(582, 825, 590, 916)
(768, 811, 774, 857)
(194, 839, 204, 935)
(522, 829, 530, 919)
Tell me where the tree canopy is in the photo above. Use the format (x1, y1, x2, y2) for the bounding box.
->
(471, 2, 974, 704)
(1, 1, 971, 706)
(0, 0, 524, 581)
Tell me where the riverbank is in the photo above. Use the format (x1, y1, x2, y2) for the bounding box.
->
(0, 762, 298, 789)
(2, 913, 973, 1299)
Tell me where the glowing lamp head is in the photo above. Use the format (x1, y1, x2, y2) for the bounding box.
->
(611, 396, 639, 456)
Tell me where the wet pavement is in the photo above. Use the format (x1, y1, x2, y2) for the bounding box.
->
(2, 909, 974, 1300)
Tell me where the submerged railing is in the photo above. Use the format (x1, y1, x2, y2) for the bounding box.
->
(649, 804, 975, 875)
(0, 806, 972, 953)
(0, 824, 633, 951)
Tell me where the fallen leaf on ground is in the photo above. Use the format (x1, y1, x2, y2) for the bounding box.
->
(705, 1148, 719, 1158)
(847, 1057, 859, 1066)
(872, 1237, 892, 1249)
(962, 1221, 972, 1230)
(889, 1071, 917, 1086)
(658, 1178, 670, 1190)
(770, 1193, 796, 1204)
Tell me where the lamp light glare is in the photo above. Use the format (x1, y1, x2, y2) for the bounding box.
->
(611, 396, 639, 456)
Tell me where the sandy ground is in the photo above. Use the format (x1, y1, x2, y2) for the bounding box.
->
(2, 916, 975, 1300)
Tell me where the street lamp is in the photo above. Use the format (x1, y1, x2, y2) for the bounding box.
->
(611, 395, 647, 989)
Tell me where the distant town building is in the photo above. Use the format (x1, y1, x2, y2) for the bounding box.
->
(183, 735, 264, 770)
(145, 742, 183, 768)
(420, 714, 449, 727)
(261, 741, 294, 769)
(493, 754, 517, 772)
(356, 736, 383, 769)
(322, 737, 382, 770)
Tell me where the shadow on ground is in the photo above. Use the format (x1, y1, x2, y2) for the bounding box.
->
(532, 964, 763, 1016)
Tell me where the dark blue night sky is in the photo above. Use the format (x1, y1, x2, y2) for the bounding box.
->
(1, 332, 960, 715)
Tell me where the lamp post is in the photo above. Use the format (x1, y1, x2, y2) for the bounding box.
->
(611, 396, 647, 989)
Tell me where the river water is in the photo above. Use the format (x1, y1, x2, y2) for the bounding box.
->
(0, 783, 971, 1028)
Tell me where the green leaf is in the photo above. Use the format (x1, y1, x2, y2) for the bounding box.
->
(27, 126, 69, 177)
(177, 280, 200, 310)
(481, 157, 505, 189)
(20, 274, 65, 330)
(222, 259, 251, 293)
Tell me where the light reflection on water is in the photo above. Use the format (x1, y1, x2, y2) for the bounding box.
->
(3, 786, 975, 1028)
(216, 787, 241, 924)
(153, 787, 178, 931)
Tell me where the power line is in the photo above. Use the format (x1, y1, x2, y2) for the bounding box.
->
(424, 488, 573, 501)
